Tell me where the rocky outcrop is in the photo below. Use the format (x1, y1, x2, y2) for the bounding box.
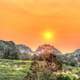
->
(0, 40, 33, 60)
(16, 44, 33, 60)
(34, 44, 62, 61)
(61, 49, 80, 66)
(32, 44, 62, 71)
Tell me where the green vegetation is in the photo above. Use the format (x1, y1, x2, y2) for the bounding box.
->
(24, 60, 80, 80)
(0, 59, 80, 80)
(0, 59, 32, 80)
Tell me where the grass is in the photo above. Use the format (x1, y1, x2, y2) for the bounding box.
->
(0, 59, 32, 80)
(0, 59, 80, 80)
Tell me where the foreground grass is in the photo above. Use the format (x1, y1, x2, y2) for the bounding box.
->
(0, 59, 80, 80)
(0, 59, 32, 80)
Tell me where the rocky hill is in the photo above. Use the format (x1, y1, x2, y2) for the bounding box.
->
(16, 44, 33, 60)
(0, 40, 80, 66)
(34, 44, 62, 61)
(62, 49, 80, 66)
(0, 40, 33, 60)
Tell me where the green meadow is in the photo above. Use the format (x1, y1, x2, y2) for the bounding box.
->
(0, 59, 80, 80)
(0, 59, 32, 80)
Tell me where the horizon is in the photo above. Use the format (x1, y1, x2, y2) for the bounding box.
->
(0, 39, 77, 53)
(0, 0, 80, 52)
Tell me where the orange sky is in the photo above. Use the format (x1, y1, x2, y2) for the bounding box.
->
(0, 0, 80, 52)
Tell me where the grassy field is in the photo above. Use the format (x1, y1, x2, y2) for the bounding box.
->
(0, 59, 80, 80)
(0, 59, 32, 80)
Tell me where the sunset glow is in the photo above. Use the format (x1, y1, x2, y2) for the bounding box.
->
(42, 31, 54, 42)
(0, 0, 80, 52)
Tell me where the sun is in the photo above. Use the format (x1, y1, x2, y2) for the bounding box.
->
(42, 31, 55, 42)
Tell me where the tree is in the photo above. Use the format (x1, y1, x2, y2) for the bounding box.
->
(24, 44, 62, 80)
(35, 44, 62, 71)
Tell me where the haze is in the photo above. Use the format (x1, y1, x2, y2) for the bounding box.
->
(0, 0, 80, 52)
